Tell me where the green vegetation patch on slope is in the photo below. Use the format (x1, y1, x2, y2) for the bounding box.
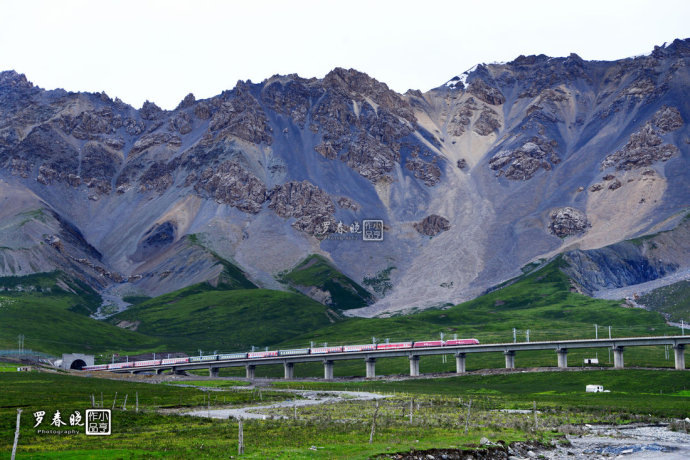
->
(278, 257, 675, 349)
(0, 272, 162, 355)
(279, 254, 374, 310)
(110, 287, 339, 353)
(0, 293, 163, 356)
(185, 234, 257, 290)
(0, 271, 101, 316)
(638, 279, 690, 323)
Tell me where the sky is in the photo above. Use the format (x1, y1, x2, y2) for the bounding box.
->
(0, 0, 688, 110)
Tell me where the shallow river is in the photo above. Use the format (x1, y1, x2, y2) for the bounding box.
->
(183, 389, 386, 420)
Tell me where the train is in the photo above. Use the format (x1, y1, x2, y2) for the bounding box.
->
(82, 338, 479, 371)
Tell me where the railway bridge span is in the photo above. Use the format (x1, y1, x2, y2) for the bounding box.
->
(104, 336, 690, 379)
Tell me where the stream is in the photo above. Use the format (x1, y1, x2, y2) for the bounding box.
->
(537, 423, 690, 459)
(173, 386, 690, 458)
(182, 389, 387, 420)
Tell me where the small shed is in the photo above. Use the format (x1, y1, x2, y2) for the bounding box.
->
(586, 384, 604, 393)
(584, 358, 599, 365)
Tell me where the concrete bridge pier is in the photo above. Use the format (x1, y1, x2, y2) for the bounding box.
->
(504, 351, 516, 369)
(246, 364, 256, 379)
(557, 349, 568, 368)
(209, 367, 219, 377)
(156, 368, 164, 375)
(365, 358, 376, 378)
(455, 353, 466, 373)
(323, 360, 334, 380)
(674, 345, 686, 370)
(409, 355, 420, 377)
(284, 362, 294, 379)
(613, 347, 625, 369)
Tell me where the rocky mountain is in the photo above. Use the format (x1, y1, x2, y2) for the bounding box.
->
(1, 38, 689, 316)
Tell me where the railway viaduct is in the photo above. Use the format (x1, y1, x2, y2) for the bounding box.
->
(108, 336, 690, 379)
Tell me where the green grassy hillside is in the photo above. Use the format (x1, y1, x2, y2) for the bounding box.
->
(187, 236, 258, 290)
(0, 272, 162, 355)
(278, 257, 676, 349)
(279, 254, 374, 310)
(3, 256, 680, 366)
(109, 286, 340, 353)
(638, 279, 690, 323)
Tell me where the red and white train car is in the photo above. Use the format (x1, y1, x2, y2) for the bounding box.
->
(376, 342, 412, 350)
(444, 338, 480, 346)
(247, 350, 278, 358)
(343, 344, 376, 352)
(134, 359, 161, 367)
(161, 357, 189, 365)
(413, 340, 444, 348)
(310, 346, 344, 354)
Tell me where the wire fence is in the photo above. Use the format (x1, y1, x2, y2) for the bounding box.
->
(0, 349, 57, 360)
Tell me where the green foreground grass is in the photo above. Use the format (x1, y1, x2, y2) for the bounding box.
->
(1, 369, 688, 459)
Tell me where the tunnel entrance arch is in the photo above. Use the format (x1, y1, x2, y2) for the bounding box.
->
(61, 354, 94, 370)
(70, 359, 87, 370)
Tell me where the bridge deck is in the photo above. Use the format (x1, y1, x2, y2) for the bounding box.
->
(109, 336, 690, 374)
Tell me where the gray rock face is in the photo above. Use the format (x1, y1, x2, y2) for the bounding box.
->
(405, 156, 441, 186)
(194, 161, 267, 214)
(135, 221, 177, 261)
(548, 207, 588, 238)
(0, 39, 688, 313)
(468, 78, 505, 105)
(414, 215, 451, 236)
(208, 83, 272, 145)
(473, 107, 501, 136)
(563, 242, 679, 294)
(268, 181, 336, 234)
(309, 68, 424, 183)
(489, 136, 560, 180)
(601, 106, 683, 170)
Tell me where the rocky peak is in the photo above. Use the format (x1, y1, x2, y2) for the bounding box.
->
(508, 54, 551, 67)
(175, 93, 196, 110)
(0, 70, 33, 89)
(651, 38, 690, 58)
(208, 85, 272, 145)
(323, 68, 415, 122)
(139, 100, 163, 120)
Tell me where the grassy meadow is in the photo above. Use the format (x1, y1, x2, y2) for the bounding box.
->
(1, 368, 688, 458)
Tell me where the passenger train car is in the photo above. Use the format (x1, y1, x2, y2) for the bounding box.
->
(83, 338, 479, 371)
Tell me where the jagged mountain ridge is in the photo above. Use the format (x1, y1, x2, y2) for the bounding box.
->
(0, 38, 689, 316)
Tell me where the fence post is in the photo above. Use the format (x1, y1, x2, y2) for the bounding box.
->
(369, 399, 380, 444)
(238, 418, 244, 455)
(11, 408, 22, 460)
